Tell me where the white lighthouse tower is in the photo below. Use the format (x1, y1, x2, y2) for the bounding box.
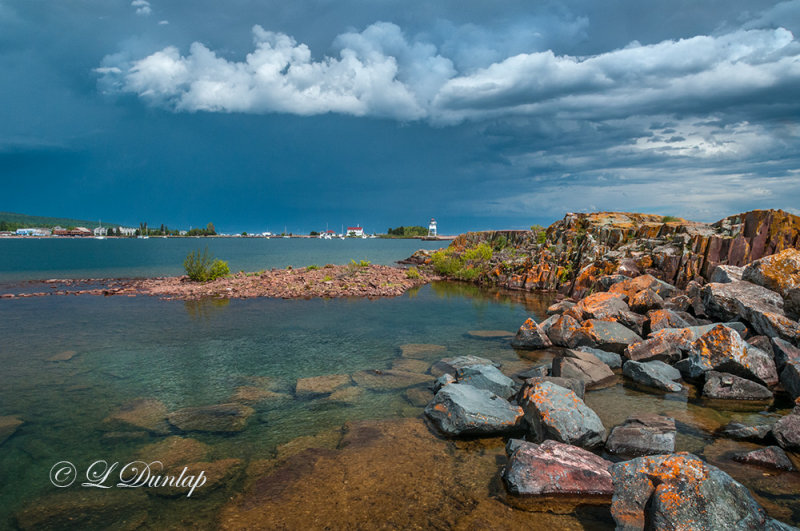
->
(428, 218, 437, 237)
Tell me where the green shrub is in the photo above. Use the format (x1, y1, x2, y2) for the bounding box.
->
(405, 267, 422, 279)
(184, 247, 230, 282)
(661, 215, 680, 223)
(431, 250, 463, 276)
(323, 275, 333, 282)
(458, 266, 480, 281)
(493, 235, 508, 250)
(306, 264, 320, 270)
(463, 242, 493, 261)
(350, 259, 371, 268)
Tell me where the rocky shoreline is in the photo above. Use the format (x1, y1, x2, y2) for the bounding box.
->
(0, 264, 432, 301)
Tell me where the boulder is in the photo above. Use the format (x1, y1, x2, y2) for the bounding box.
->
(403, 387, 433, 407)
(511, 363, 551, 382)
(606, 415, 676, 457)
(505, 438, 532, 456)
(455, 364, 516, 399)
(622, 360, 682, 393)
(598, 274, 628, 289)
(465, 330, 515, 340)
(610, 453, 785, 531)
(433, 373, 455, 393)
(574, 319, 643, 354)
(351, 369, 430, 391)
(576, 346, 622, 368)
(733, 446, 795, 471)
(681, 325, 778, 387)
(102, 398, 170, 434)
(399, 343, 447, 359)
(663, 294, 691, 313)
(702, 371, 773, 400)
(430, 355, 496, 377)
(134, 436, 210, 468)
(424, 383, 523, 436)
(510, 318, 553, 350)
(648, 322, 747, 347)
(623, 336, 681, 363)
(518, 381, 606, 449)
(742, 248, 800, 297)
(391, 358, 430, 373)
(720, 422, 773, 442)
(517, 376, 585, 401)
(710, 264, 744, 283)
(646, 309, 690, 334)
(772, 337, 800, 372)
(552, 350, 617, 390)
(629, 289, 663, 314)
(546, 300, 575, 315)
(322, 386, 364, 405)
(503, 439, 614, 511)
(0, 416, 23, 445)
(14, 490, 149, 530)
(786, 287, 800, 320)
(772, 409, 800, 451)
(295, 374, 352, 397)
(746, 335, 773, 353)
(701, 281, 800, 343)
(616, 311, 647, 337)
(780, 359, 800, 401)
(167, 403, 254, 433)
(608, 274, 676, 300)
(545, 314, 583, 348)
(574, 291, 630, 321)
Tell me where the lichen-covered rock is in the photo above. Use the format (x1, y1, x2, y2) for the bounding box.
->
(576, 346, 622, 368)
(772, 337, 800, 372)
(629, 289, 663, 314)
(646, 309, 690, 333)
(455, 364, 516, 399)
(574, 319, 642, 354)
(780, 359, 800, 401)
(546, 314, 583, 348)
(433, 373, 455, 393)
(546, 300, 576, 315)
(681, 324, 779, 387)
(503, 439, 613, 511)
(552, 350, 617, 390)
(610, 453, 786, 531)
(624, 336, 681, 363)
(511, 318, 553, 350)
(702, 371, 773, 400)
(606, 415, 676, 457)
(719, 422, 773, 441)
(710, 264, 744, 283)
(431, 355, 496, 377)
(742, 248, 800, 297)
(772, 408, 800, 451)
(574, 291, 630, 320)
(424, 383, 523, 436)
(701, 281, 800, 343)
(517, 377, 585, 400)
(609, 274, 676, 300)
(167, 403, 254, 433)
(518, 381, 606, 449)
(622, 360, 682, 393)
(733, 446, 795, 471)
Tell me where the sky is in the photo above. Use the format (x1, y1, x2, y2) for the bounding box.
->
(1, 0, 799, 234)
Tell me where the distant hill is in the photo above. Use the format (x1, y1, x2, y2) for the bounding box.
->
(0, 212, 125, 230)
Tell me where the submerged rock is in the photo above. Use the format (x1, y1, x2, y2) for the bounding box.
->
(47, 350, 78, 362)
(511, 318, 553, 350)
(322, 386, 364, 405)
(102, 398, 170, 434)
(0, 415, 23, 445)
(390, 358, 430, 373)
(431, 355, 496, 377)
(135, 436, 210, 468)
(622, 360, 682, 393)
(399, 343, 447, 359)
(152, 458, 244, 498)
(703, 371, 773, 400)
(295, 374, 352, 397)
(455, 364, 516, 399)
(518, 381, 606, 449)
(720, 422, 773, 442)
(403, 387, 433, 407)
(424, 383, 523, 436)
(14, 490, 149, 530)
(610, 453, 788, 531)
(503, 439, 614, 511)
(606, 415, 676, 457)
(733, 446, 795, 471)
(466, 330, 515, 340)
(167, 403, 254, 433)
(231, 386, 290, 404)
(351, 369, 430, 391)
(552, 350, 616, 390)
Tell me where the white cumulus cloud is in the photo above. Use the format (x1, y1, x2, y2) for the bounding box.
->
(131, 0, 151, 16)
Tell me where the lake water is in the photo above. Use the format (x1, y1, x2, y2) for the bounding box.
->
(0, 242, 798, 529)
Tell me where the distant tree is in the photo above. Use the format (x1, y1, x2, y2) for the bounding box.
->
(310, 231, 320, 236)
(241, 231, 248, 236)
(206, 222, 216, 235)
(106, 227, 113, 236)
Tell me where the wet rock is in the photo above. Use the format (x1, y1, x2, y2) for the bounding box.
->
(135, 436, 210, 468)
(576, 346, 622, 368)
(505, 438, 532, 456)
(733, 446, 795, 471)
(0, 415, 23, 445)
(503, 439, 614, 511)
(574, 319, 642, 354)
(552, 350, 616, 390)
(681, 325, 779, 387)
(622, 360, 682, 393)
(780, 359, 800, 401)
(772, 409, 800, 451)
(167, 403, 254, 433)
(703, 371, 773, 400)
(424, 383, 523, 436)
(608, 274, 676, 300)
(546, 300, 575, 315)
(433, 373, 456, 393)
(545, 314, 583, 348)
(47, 350, 77, 362)
(610, 453, 782, 531)
(431, 355, 497, 377)
(702, 281, 800, 342)
(624, 336, 681, 363)
(772, 337, 800, 372)
(102, 398, 170, 434)
(391, 358, 430, 373)
(511, 318, 553, 350)
(455, 364, 516, 399)
(403, 387, 433, 407)
(517, 376, 585, 401)
(710, 264, 744, 283)
(14, 490, 149, 530)
(574, 291, 630, 320)
(466, 330, 515, 340)
(606, 414, 676, 457)
(351, 369, 430, 391)
(322, 386, 364, 405)
(720, 422, 773, 442)
(295, 374, 352, 397)
(399, 343, 447, 359)
(231, 386, 290, 404)
(630, 289, 664, 314)
(646, 309, 691, 333)
(518, 381, 606, 449)
(742, 248, 800, 297)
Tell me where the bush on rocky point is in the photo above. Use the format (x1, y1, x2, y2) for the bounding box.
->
(184, 247, 230, 282)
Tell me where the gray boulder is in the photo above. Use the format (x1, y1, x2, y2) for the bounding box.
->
(546, 300, 576, 315)
(516, 376, 585, 401)
(734, 446, 795, 471)
(546, 314, 583, 348)
(624, 336, 681, 363)
(431, 355, 496, 377)
(606, 414, 676, 457)
(424, 383, 523, 436)
(710, 264, 744, 283)
(511, 318, 553, 350)
(772, 409, 800, 452)
(780, 359, 800, 401)
(552, 350, 617, 390)
(518, 381, 606, 449)
(576, 346, 622, 368)
(433, 373, 455, 393)
(720, 422, 773, 441)
(702, 371, 773, 400)
(623, 360, 682, 393)
(574, 319, 643, 354)
(455, 364, 516, 399)
(787, 287, 800, 320)
(772, 337, 800, 372)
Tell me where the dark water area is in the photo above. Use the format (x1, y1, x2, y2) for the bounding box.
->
(0, 237, 445, 281)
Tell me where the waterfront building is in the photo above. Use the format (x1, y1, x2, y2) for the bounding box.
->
(428, 218, 437, 237)
(347, 226, 364, 237)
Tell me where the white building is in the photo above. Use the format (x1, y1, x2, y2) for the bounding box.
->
(118, 227, 136, 236)
(347, 226, 364, 237)
(428, 218, 437, 237)
(16, 228, 51, 236)
(93, 226, 107, 236)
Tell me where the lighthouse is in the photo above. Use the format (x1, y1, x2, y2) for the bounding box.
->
(428, 218, 437, 237)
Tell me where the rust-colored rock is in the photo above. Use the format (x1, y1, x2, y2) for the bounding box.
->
(742, 248, 800, 297)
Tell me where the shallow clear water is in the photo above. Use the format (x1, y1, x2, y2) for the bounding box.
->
(0, 237, 444, 281)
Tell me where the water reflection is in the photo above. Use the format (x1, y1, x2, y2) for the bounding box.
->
(430, 280, 551, 315)
(183, 298, 231, 320)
